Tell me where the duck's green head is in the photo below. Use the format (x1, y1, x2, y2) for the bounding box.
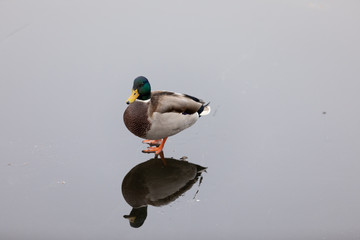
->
(126, 76, 151, 104)
(123, 206, 148, 228)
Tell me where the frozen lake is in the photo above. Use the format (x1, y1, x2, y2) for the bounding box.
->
(1, 1, 360, 239)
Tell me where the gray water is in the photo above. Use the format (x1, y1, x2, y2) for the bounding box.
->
(1, 1, 360, 239)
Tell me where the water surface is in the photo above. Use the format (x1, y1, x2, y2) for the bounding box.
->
(1, 1, 360, 239)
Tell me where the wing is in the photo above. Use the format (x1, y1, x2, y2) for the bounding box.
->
(150, 91, 204, 115)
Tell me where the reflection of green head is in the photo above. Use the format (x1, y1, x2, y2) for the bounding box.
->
(123, 206, 148, 228)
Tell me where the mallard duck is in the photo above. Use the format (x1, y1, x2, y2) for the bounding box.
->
(123, 76, 210, 155)
(122, 157, 207, 228)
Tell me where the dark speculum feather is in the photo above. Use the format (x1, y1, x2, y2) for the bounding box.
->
(197, 105, 204, 115)
(184, 94, 201, 103)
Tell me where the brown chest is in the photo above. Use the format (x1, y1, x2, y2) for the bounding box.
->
(123, 101, 151, 138)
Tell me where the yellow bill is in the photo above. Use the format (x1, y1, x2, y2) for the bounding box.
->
(126, 89, 139, 104)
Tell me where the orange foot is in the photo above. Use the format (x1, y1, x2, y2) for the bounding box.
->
(142, 139, 161, 147)
(142, 137, 168, 155)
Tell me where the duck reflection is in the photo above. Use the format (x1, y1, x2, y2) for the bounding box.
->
(122, 157, 206, 228)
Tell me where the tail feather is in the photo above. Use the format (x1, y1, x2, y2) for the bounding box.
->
(198, 102, 211, 117)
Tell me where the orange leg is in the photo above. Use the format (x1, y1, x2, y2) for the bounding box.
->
(142, 137, 168, 155)
(142, 139, 161, 147)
